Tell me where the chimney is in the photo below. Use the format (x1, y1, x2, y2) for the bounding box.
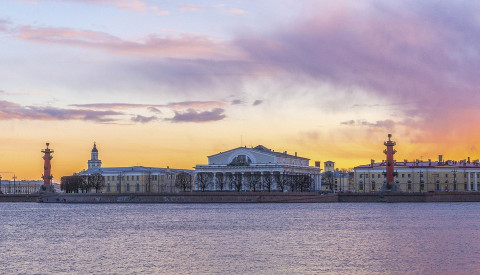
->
(295, 152, 297, 157)
(371, 159, 375, 167)
(468, 157, 471, 163)
(428, 159, 431, 166)
(439, 155, 443, 162)
(315, 161, 320, 167)
(404, 159, 407, 165)
(416, 159, 419, 165)
(284, 151, 287, 154)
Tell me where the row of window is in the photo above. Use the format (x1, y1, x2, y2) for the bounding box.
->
(359, 173, 480, 179)
(105, 175, 163, 181)
(358, 183, 479, 191)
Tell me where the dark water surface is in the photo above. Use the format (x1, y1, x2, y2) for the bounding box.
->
(1, 203, 479, 274)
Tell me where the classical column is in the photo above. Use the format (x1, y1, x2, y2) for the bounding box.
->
(468, 172, 471, 191)
(475, 172, 478, 191)
(241, 172, 245, 191)
(212, 173, 216, 191)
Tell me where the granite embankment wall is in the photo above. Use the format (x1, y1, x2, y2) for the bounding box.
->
(1, 192, 480, 203)
(36, 192, 338, 203)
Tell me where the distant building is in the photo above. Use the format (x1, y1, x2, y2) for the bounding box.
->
(324, 161, 335, 172)
(321, 169, 354, 192)
(76, 143, 193, 193)
(354, 155, 480, 192)
(194, 145, 322, 191)
(0, 180, 44, 194)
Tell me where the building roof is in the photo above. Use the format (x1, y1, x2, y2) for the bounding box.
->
(355, 160, 480, 169)
(82, 166, 193, 174)
(208, 145, 310, 160)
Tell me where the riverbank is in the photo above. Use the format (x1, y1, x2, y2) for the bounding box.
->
(1, 191, 480, 203)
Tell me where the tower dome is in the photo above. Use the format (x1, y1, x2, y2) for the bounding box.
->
(92, 142, 98, 153)
(88, 142, 102, 169)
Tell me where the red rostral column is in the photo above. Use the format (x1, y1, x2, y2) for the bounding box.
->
(41, 143, 54, 186)
(383, 134, 397, 186)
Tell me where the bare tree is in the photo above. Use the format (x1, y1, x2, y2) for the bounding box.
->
(78, 175, 91, 193)
(215, 173, 226, 191)
(232, 172, 243, 192)
(252, 173, 261, 192)
(274, 172, 289, 192)
(89, 173, 106, 193)
(225, 173, 234, 191)
(175, 172, 192, 192)
(196, 172, 212, 191)
(322, 171, 334, 192)
(262, 172, 274, 192)
(61, 176, 83, 193)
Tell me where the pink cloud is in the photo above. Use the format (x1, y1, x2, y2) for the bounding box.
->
(18, 0, 167, 13)
(178, 5, 204, 12)
(13, 25, 240, 59)
(235, 1, 480, 138)
(228, 8, 246, 15)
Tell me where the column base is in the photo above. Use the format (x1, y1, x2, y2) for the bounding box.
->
(380, 182, 401, 192)
(38, 184, 56, 194)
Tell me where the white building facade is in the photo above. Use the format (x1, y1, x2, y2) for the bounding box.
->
(194, 145, 322, 191)
(78, 143, 193, 193)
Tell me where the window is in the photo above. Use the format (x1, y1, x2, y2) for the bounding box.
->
(436, 184, 439, 190)
(116, 183, 121, 192)
(137, 176, 139, 181)
(407, 184, 412, 191)
(107, 183, 111, 192)
(402, 174, 405, 178)
(420, 184, 424, 191)
(372, 183, 375, 191)
(445, 174, 448, 178)
(408, 174, 411, 178)
(136, 184, 140, 192)
(377, 174, 381, 178)
(359, 184, 364, 190)
(366, 174, 369, 178)
(464, 174, 467, 178)
(420, 174, 423, 178)
(127, 176, 129, 180)
(126, 183, 130, 192)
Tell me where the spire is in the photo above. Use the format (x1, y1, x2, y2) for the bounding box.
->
(92, 142, 98, 153)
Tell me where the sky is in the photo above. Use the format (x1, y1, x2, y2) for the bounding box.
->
(1, 0, 480, 180)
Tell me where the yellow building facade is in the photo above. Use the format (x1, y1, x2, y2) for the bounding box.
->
(354, 157, 480, 192)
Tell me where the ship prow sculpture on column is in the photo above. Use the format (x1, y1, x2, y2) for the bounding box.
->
(381, 134, 401, 192)
(39, 142, 56, 193)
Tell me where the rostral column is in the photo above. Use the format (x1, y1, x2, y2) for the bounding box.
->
(382, 134, 398, 191)
(41, 143, 54, 187)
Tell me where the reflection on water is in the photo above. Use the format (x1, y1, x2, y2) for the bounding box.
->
(1, 203, 480, 274)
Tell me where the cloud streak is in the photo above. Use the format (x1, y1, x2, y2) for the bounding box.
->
(0, 100, 123, 122)
(167, 108, 226, 123)
(11, 25, 239, 59)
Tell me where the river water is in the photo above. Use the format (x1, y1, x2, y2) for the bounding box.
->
(1, 203, 479, 274)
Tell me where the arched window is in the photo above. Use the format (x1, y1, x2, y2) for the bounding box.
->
(229, 155, 252, 166)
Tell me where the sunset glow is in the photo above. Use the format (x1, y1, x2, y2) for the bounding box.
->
(1, 0, 480, 180)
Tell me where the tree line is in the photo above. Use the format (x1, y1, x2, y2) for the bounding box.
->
(60, 173, 105, 193)
(194, 172, 314, 192)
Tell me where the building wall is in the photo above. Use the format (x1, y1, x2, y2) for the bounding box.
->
(80, 169, 194, 193)
(354, 166, 480, 192)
